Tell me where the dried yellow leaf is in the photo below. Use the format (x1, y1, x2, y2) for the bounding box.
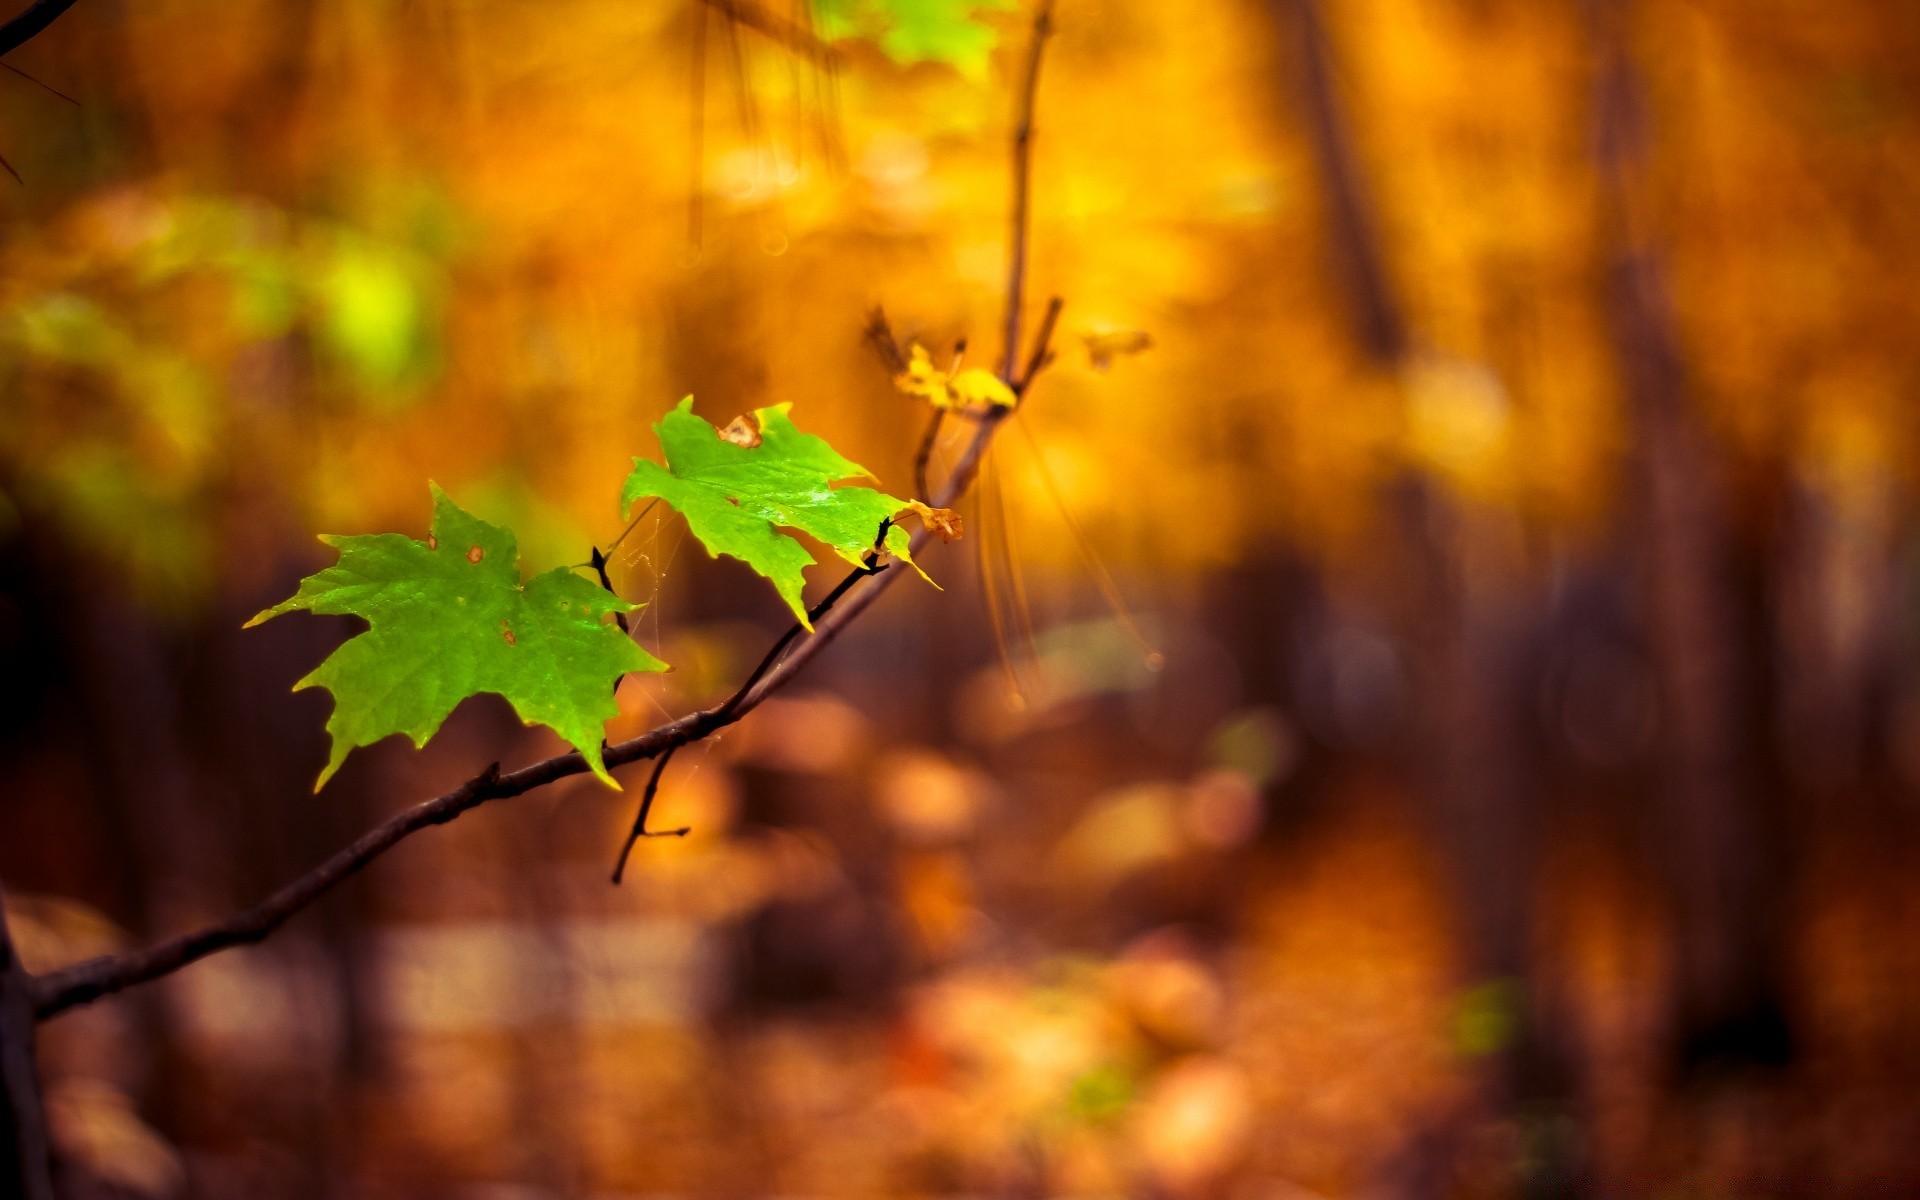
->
(893, 343, 1016, 410)
(896, 499, 965, 542)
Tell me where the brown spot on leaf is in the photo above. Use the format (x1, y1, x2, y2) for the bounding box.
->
(467, 545, 484, 563)
(501, 620, 516, 646)
(427, 535, 438, 550)
(718, 415, 762, 448)
(727, 496, 740, 506)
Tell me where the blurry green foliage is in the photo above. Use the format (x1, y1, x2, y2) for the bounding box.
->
(813, 0, 1018, 78)
(317, 233, 433, 396)
(0, 189, 453, 606)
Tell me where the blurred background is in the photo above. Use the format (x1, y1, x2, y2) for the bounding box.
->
(4, 0, 1920, 1195)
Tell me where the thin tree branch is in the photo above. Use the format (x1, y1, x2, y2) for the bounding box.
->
(721, 558, 890, 722)
(998, 0, 1055, 383)
(30, 418, 1000, 1021)
(28, 0, 1065, 1026)
(0, 0, 80, 59)
(2, 61, 77, 105)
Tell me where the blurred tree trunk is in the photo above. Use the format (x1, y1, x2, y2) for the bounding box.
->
(0, 881, 56, 1200)
(1590, 0, 1794, 1077)
(1273, 0, 1577, 1194)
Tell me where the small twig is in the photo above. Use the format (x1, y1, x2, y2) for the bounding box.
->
(606, 497, 660, 555)
(1015, 295, 1064, 394)
(610, 747, 689, 883)
(2, 61, 76, 104)
(589, 497, 663, 669)
(998, 0, 1056, 384)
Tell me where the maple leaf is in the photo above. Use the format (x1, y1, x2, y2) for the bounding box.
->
(893, 343, 1017, 410)
(620, 398, 924, 627)
(249, 485, 665, 790)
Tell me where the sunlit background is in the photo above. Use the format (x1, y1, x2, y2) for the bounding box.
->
(5, 0, 1920, 1195)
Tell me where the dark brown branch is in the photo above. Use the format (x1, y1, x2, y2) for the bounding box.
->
(998, 0, 1055, 383)
(0, 0, 80, 59)
(724, 560, 890, 718)
(32, 418, 1003, 1022)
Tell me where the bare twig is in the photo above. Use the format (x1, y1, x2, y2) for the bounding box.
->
(1, 61, 76, 104)
(610, 748, 688, 883)
(0, 0, 80, 59)
(1016, 295, 1064, 394)
(998, 0, 1056, 383)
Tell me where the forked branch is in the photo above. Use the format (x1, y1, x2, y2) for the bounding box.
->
(25, 0, 1066, 1024)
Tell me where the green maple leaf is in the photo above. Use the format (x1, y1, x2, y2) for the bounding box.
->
(249, 485, 666, 790)
(620, 398, 921, 627)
